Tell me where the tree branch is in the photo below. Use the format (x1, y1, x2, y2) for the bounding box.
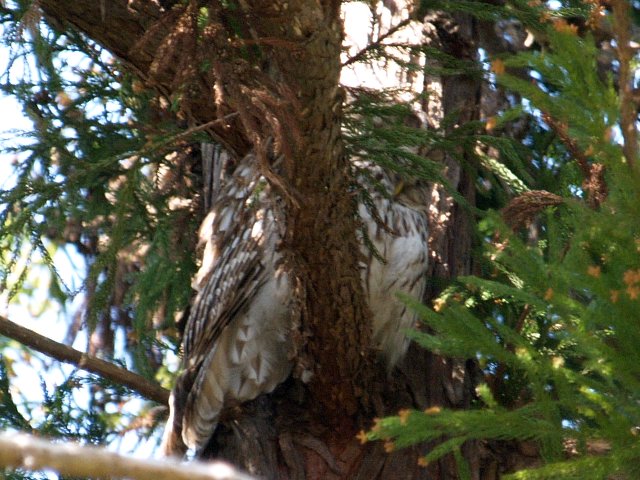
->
(0, 432, 255, 480)
(541, 112, 607, 208)
(38, 0, 251, 156)
(611, 0, 639, 169)
(0, 315, 169, 405)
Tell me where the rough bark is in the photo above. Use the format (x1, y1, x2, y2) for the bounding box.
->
(247, 0, 373, 424)
(40, 0, 370, 471)
(35, 1, 499, 478)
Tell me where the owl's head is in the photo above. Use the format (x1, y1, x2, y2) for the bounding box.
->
(391, 174, 431, 212)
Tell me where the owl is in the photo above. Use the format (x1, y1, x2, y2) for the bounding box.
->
(162, 154, 429, 456)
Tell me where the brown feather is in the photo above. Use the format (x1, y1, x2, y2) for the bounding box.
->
(162, 156, 430, 456)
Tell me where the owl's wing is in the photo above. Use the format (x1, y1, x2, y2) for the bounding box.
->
(162, 160, 275, 455)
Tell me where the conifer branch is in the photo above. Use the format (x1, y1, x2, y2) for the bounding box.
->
(488, 305, 531, 398)
(0, 315, 169, 405)
(0, 432, 256, 480)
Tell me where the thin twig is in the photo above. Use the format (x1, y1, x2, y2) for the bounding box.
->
(541, 112, 590, 178)
(165, 113, 240, 145)
(541, 112, 607, 208)
(488, 305, 531, 399)
(0, 432, 256, 480)
(342, 18, 413, 67)
(0, 315, 170, 405)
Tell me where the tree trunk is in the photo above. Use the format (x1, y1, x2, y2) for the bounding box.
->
(37, 1, 520, 478)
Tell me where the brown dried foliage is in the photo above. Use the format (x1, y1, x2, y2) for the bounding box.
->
(502, 190, 564, 230)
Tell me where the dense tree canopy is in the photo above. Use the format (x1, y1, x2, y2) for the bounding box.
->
(1, 0, 640, 479)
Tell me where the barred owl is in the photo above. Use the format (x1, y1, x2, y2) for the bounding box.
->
(162, 154, 429, 456)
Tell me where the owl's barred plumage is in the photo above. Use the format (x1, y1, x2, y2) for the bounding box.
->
(162, 155, 429, 456)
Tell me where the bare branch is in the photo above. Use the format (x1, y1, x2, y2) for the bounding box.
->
(0, 315, 169, 405)
(0, 432, 255, 480)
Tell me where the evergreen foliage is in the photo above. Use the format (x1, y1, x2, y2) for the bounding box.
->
(0, 1, 200, 472)
(0, 355, 125, 479)
(364, 2, 640, 478)
(0, 3, 199, 362)
(0, 0, 639, 479)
